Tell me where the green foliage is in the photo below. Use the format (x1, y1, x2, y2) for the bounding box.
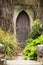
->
(23, 19, 43, 60)
(23, 35, 43, 60)
(0, 29, 18, 59)
(25, 19, 43, 45)
(29, 19, 43, 39)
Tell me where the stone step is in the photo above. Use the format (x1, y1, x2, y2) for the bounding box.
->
(18, 45, 25, 48)
(6, 60, 42, 65)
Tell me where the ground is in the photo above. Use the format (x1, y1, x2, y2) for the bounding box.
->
(6, 60, 41, 65)
(6, 48, 42, 65)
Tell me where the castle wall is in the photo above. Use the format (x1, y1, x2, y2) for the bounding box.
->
(0, 0, 42, 34)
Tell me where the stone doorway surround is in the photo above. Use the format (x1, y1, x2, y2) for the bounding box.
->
(13, 5, 34, 35)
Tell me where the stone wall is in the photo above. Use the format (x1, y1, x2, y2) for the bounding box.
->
(40, 0, 43, 23)
(37, 45, 43, 62)
(0, 0, 14, 34)
(0, 0, 42, 34)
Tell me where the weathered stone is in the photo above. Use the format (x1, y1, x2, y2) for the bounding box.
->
(0, 44, 4, 54)
(0, 59, 6, 65)
(37, 45, 43, 62)
(6, 60, 41, 65)
(0, 44, 6, 65)
(0, 60, 3, 65)
(0, 0, 42, 34)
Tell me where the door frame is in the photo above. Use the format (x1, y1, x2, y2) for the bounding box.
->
(13, 6, 34, 35)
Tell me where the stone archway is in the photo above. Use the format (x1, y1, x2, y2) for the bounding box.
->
(13, 6, 34, 36)
(13, 6, 34, 47)
(16, 10, 30, 42)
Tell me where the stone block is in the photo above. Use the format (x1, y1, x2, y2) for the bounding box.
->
(0, 44, 4, 59)
(0, 44, 4, 54)
(37, 45, 43, 62)
(0, 59, 6, 65)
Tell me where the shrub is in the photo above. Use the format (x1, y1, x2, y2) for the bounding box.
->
(23, 19, 43, 60)
(0, 29, 18, 59)
(25, 19, 43, 45)
(23, 35, 43, 60)
(28, 19, 43, 39)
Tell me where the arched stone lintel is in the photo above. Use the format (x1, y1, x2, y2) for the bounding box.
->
(13, 6, 34, 35)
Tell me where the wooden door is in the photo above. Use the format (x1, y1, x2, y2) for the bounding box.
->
(16, 11, 30, 42)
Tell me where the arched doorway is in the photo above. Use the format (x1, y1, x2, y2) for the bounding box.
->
(16, 11, 30, 43)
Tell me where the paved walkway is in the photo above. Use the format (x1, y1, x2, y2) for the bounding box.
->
(6, 51, 42, 65)
(16, 52, 24, 60)
(6, 60, 42, 65)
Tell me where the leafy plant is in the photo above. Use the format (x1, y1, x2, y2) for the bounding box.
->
(23, 35, 43, 60)
(28, 19, 43, 39)
(23, 19, 43, 60)
(0, 29, 18, 59)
